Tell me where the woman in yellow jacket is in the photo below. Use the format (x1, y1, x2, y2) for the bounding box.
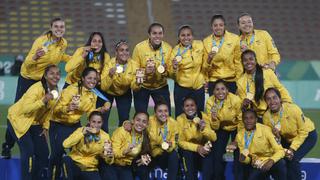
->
(7, 65, 61, 180)
(100, 40, 138, 132)
(205, 79, 242, 180)
(132, 23, 172, 115)
(168, 25, 206, 117)
(236, 49, 292, 119)
(49, 67, 109, 179)
(203, 14, 242, 94)
(263, 88, 317, 180)
(105, 111, 152, 180)
(177, 96, 217, 180)
(2, 17, 69, 159)
(62, 111, 114, 180)
(235, 109, 286, 180)
(147, 100, 179, 180)
(64, 32, 110, 87)
(237, 13, 280, 70)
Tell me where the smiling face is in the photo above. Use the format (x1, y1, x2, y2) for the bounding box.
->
(155, 104, 169, 123)
(116, 43, 130, 63)
(243, 111, 257, 131)
(213, 82, 228, 101)
(133, 113, 149, 133)
(178, 28, 193, 46)
(238, 15, 254, 35)
(211, 18, 225, 37)
(149, 25, 164, 46)
(89, 114, 103, 130)
(51, 20, 65, 38)
(82, 71, 97, 89)
(183, 98, 197, 117)
(242, 52, 257, 74)
(265, 90, 282, 113)
(91, 34, 103, 52)
(44, 66, 61, 87)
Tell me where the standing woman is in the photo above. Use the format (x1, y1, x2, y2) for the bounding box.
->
(100, 40, 138, 132)
(263, 88, 317, 180)
(203, 14, 242, 94)
(105, 112, 152, 180)
(132, 23, 172, 114)
(205, 79, 242, 180)
(7, 65, 60, 180)
(237, 13, 280, 70)
(2, 17, 69, 158)
(49, 67, 109, 179)
(177, 96, 217, 180)
(64, 32, 110, 87)
(62, 111, 114, 180)
(236, 50, 292, 118)
(168, 25, 206, 117)
(148, 100, 179, 179)
(236, 109, 286, 180)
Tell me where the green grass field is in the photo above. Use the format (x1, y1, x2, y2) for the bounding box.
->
(0, 105, 319, 158)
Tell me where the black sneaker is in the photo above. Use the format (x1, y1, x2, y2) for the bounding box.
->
(1, 143, 11, 159)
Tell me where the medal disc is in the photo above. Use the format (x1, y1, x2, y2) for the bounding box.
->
(157, 65, 165, 73)
(193, 117, 200, 124)
(275, 124, 281, 130)
(161, 142, 169, 150)
(42, 46, 48, 53)
(211, 46, 219, 53)
(131, 147, 139, 155)
(116, 66, 124, 73)
(50, 90, 59, 99)
(246, 92, 254, 100)
(175, 55, 182, 62)
(104, 102, 111, 109)
(242, 149, 249, 156)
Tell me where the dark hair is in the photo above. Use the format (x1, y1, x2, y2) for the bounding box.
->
(132, 111, 152, 155)
(213, 79, 229, 91)
(84, 32, 108, 73)
(241, 50, 264, 103)
(242, 108, 258, 120)
(41, 64, 59, 93)
(45, 17, 65, 43)
(154, 98, 169, 112)
(210, 14, 226, 26)
(88, 111, 103, 122)
(115, 39, 128, 51)
(182, 95, 202, 119)
(78, 67, 98, 94)
(264, 87, 282, 101)
(148, 23, 164, 34)
(237, 12, 252, 25)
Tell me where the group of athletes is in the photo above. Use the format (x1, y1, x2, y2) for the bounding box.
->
(1, 12, 317, 180)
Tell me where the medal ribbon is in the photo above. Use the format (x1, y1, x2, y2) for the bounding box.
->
(91, 88, 110, 102)
(246, 72, 256, 94)
(212, 99, 224, 112)
(244, 130, 255, 149)
(176, 44, 191, 57)
(132, 129, 141, 145)
(212, 36, 224, 49)
(240, 33, 255, 47)
(43, 39, 58, 47)
(116, 63, 127, 72)
(160, 123, 168, 141)
(270, 107, 283, 128)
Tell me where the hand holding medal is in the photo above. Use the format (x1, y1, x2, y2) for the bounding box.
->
(203, 141, 213, 152)
(136, 68, 145, 84)
(136, 154, 151, 166)
(226, 141, 237, 153)
(103, 140, 113, 157)
(146, 59, 155, 74)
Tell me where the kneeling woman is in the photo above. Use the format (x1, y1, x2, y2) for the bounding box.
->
(62, 111, 114, 180)
(177, 96, 217, 180)
(107, 112, 152, 180)
(236, 109, 286, 180)
(148, 100, 179, 180)
(7, 65, 60, 180)
(263, 88, 317, 180)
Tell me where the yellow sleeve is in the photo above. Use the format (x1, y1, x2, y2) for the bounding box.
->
(290, 106, 309, 151)
(132, 45, 141, 67)
(167, 47, 177, 79)
(201, 124, 217, 142)
(101, 134, 114, 164)
(41, 109, 52, 130)
(177, 120, 199, 152)
(233, 37, 243, 79)
(168, 121, 179, 152)
(265, 128, 284, 162)
(267, 70, 292, 103)
(65, 48, 85, 73)
(62, 54, 71, 63)
(236, 78, 246, 99)
(54, 87, 74, 115)
(100, 62, 113, 91)
(264, 31, 280, 65)
(129, 61, 142, 91)
(24, 36, 44, 65)
(111, 128, 128, 159)
(236, 132, 251, 164)
(20, 88, 45, 115)
(63, 128, 84, 148)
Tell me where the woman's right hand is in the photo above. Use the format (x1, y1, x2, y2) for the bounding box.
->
(109, 67, 116, 77)
(123, 144, 135, 155)
(82, 46, 92, 58)
(67, 102, 79, 112)
(242, 98, 252, 110)
(42, 93, 54, 104)
(172, 58, 178, 70)
(33, 48, 46, 60)
(207, 51, 216, 64)
(197, 145, 209, 157)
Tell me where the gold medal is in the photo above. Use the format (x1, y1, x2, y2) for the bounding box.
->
(157, 65, 165, 73)
(193, 117, 200, 124)
(175, 55, 182, 62)
(211, 46, 219, 53)
(50, 90, 59, 99)
(161, 142, 169, 150)
(104, 102, 111, 109)
(131, 147, 139, 155)
(116, 65, 124, 73)
(204, 141, 212, 151)
(275, 124, 281, 130)
(246, 92, 254, 100)
(72, 95, 80, 105)
(242, 149, 249, 156)
(42, 46, 48, 53)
